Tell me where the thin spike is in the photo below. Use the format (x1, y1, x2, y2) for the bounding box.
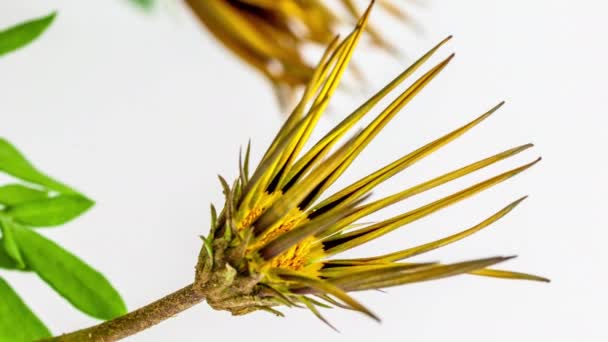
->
(210, 204, 218, 228)
(332, 197, 528, 264)
(324, 263, 438, 287)
(320, 262, 437, 278)
(274, 8, 374, 188)
(317, 143, 533, 239)
(260, 35, 342, 163)
(238, 114, 311, 210)
(470, 268, 550, 282)
(313, 102, 507, 214)
(301, 295, 333, 309)
(313, 294, 356, 311)
(302, 54, 456, 204)
(238, 145, 246, 188)
(344, 256, 515, 292)
(299, 296, 339, 332)
(274, 268, 380, 322)
(244, 140, 251, 182)
(253, 132, 362, 236)
(282, 36, 454, 190)
(323, 158, 541, 254)
(258, 283, 302, 308)
(258, 306, 285, 317)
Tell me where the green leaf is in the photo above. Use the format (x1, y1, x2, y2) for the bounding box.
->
(0, 184, 48, 206)
(130, 0, 156, 10)
(6, 195, 94, 227)
(0, 239, 22, 270)
(0, 276, 51, 341)
(0, 12, 56, 57)
(0, 138, 77, 194)
(13, 226, 127, 319)
(0, 216, 25, 268)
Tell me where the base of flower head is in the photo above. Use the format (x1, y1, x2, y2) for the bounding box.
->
(193, 238, 279, 316)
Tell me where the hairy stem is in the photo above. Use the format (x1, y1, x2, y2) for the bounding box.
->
(43, 284, 205, 342)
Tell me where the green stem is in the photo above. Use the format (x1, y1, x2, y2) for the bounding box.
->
(43, 284, 205, 342)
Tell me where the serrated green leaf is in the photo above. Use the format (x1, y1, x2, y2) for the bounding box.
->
(0, 216, 25, 268)
(0, 12, 56, 57)
(13, 226, 127, 319)
(0, 138, 77, 194)
(0, 276, 51, 341)
(6, 194, 94, 227)
(0, 184, 48, 207)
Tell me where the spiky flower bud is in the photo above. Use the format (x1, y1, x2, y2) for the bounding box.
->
(192, 4, 547, 327)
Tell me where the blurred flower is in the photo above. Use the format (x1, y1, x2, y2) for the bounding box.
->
(193, 5, 547, 325)
(184, 0, 420, 107)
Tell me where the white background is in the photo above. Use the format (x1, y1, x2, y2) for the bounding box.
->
(1, 0, 606, 341)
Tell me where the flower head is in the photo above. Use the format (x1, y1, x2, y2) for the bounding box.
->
(185, 0, 418, 107)
(193, 5, 547, 326)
